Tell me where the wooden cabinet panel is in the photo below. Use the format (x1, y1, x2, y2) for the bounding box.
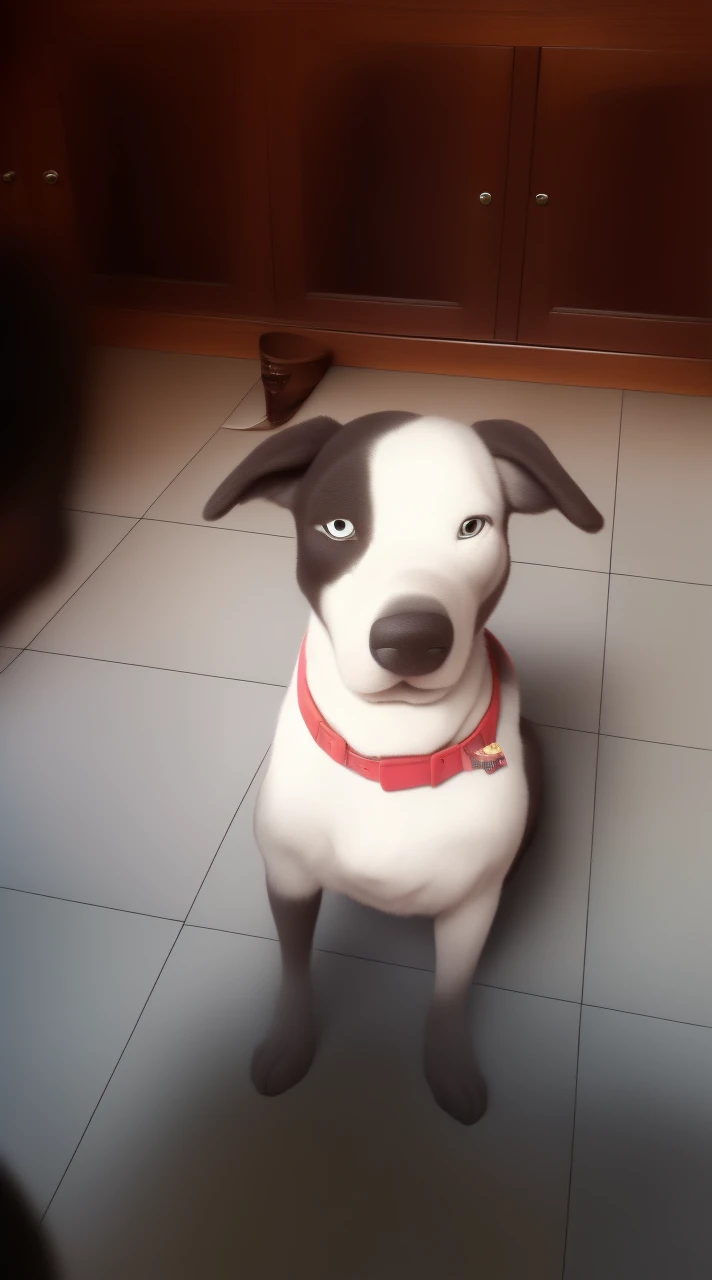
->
(268, 16, 513, 339)
(0, 8, 42, 252)
(1, 5, 79, 283)
(0, 115, 32, 249)
(58, 13, 273, 315)
(519, 49, 712, 358)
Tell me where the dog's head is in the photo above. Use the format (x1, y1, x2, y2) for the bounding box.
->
(204, 413, 603, 702)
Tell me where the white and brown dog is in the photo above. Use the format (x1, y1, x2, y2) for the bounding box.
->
(204, 412, 603, 1125)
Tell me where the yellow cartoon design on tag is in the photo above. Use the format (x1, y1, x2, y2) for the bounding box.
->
(464, 742, 508, 775)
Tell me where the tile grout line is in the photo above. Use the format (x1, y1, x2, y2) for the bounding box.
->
(23, 646, 290, 691)
(141, 515, 295, 542)
(581, 1000, 712, 1034)
(182, 748, 271, 924)
(0, 883, 182, 924)
(48, 507, 712, 592)
(138, 375, 263, 520)
(185, 917, 584, 1005)
(38, 744, 269, 1222)
(13, 646, 712, 754)
(40, 922, 184, 1225)
(600, 731, 711, 753)
(610, 570, 712, 591)
(5, 878, 710, 1032)
(20, 517, 142, 652)
(560, 388, 625, 1279)
(179, 922, 712, 1031)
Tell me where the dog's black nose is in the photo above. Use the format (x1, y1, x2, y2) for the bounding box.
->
(369, 608, 454, 677)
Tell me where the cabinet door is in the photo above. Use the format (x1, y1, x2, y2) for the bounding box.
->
(0, 105, 32, 249)
(58, 13, 273, 316)
(0, 8, 38, 251)
(519, 49, 712, 359)
(268, 15, 513, 340)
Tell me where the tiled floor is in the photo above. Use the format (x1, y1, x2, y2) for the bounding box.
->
(1, 350, 711, 1279)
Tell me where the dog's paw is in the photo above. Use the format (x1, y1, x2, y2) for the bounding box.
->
(250, 1017, 316, 1097)
(424, 1025, 488, 1126)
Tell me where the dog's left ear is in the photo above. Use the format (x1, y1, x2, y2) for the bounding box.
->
(203, 415, 342, 520)
(473, 419, 604, 532)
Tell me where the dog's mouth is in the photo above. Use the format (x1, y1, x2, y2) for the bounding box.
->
(362, 680, 452, 706)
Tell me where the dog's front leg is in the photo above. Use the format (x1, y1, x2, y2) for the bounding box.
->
(251, 882, 322, 1097)
(425, 882, 502, 1125)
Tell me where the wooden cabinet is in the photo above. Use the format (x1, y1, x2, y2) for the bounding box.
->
(519, 49, 712, 358)
(267, 15, 513, 340)
(0, 11, 77, 277)
(1, 8, 36, 247)
(9, 3, 711, 382)
(0, 114, 32, 249)
(56, 12, 273, 316)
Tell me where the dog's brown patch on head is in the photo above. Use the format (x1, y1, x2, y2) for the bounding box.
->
(292, 410, 419, 612)
(203, 409, 419, 614)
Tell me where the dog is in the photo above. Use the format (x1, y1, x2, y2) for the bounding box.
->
(204, 412, 603, 1125)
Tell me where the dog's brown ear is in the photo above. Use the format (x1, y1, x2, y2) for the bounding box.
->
(474, 419, 604, 532)
(203, 416, 342, 520)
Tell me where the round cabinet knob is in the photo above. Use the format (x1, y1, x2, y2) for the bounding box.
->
(43, 169, 59, 185)
(479, 191, 493, 205)
(535, 192, 549, 206)
(2, 170, 16, 184)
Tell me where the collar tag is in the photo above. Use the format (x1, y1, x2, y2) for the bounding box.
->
(463, 742, 507, 775)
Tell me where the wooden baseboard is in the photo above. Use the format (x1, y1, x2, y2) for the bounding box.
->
(90, 306, 712, 396)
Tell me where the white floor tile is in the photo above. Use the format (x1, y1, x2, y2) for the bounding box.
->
(0, 890, 178, 1215)
(190, 726, 597, 1003)
(490, 563, 609, 732)
(187, 758, 273, 934)
(224, 365, 620, 572)
(479, 726, 597, 1001)
(71, 349, 260, 517)
(47, 927, 579, 1280)
(613, 392, 712, 585)
(30, 520, 308, 685)
(0, 646, 20, 673)
(601, 575, 712, 749)
(146, 428, 296, 536)
(0, 512, 135, 648)
(584, 736, 712, 1026)
(0, 651, 282, 916)
(565, 1006, 712, 1280)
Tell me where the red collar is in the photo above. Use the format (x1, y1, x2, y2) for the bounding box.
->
(297, 630, 508, 792)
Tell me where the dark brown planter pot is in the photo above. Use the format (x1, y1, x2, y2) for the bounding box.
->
(258, 331, 332, 427)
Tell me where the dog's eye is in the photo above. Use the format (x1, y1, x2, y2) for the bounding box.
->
(320, 518, 356, 540)
(458, 516, 486, 539)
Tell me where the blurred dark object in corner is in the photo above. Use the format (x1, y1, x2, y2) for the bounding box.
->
(0, 241, 83, 630)
(1, 0, 82, 629)
(0, 249, 78, 1272)
(0, 1164, 59, 1278)
(1, 13, 79, 1275)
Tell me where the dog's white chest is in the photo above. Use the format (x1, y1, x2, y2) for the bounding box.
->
(255, 678, 528, 917)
